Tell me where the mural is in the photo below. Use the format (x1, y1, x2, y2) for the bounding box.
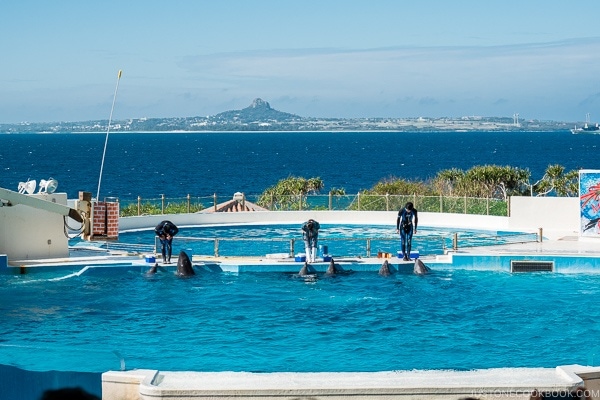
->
(580, 169, 600, 236)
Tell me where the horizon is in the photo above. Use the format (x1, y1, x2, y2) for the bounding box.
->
(0, 100, 576, 126)
(3, 1, 600, 124)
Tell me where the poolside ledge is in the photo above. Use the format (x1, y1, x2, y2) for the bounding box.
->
(102, 365, 600, 400)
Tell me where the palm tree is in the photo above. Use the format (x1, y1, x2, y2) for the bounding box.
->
(257, 176, 324, 210)
(532, 164, 578, 197)
(434, 165, 529, 200)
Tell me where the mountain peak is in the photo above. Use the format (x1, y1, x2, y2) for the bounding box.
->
(248, 98, 271, 110)
(213, 98, 299, 123)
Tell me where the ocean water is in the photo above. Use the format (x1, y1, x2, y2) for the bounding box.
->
(1, 268, 599, 373)
(1, 131, 599, 200)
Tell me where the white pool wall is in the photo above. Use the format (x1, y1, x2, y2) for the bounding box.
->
(119, 196, 580, 241)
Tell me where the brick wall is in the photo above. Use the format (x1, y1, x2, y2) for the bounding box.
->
(91, 201, 119, 240)
(106, 201, 119, 239)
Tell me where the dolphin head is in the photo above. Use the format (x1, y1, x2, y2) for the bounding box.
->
(176, 251, 195, 276)
(379, 259, 391, 276)
(298, 261, 309, 276)
(326, 258, 337, 275)
(413, 259, 431, 275)
(146, 262, 159, 275)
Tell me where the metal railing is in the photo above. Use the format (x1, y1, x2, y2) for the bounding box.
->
(146, 231, 539, 259)
(117, 193, 509, 217)
(72, 241, 155, 255)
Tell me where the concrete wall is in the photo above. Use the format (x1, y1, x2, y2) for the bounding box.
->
(509, 196, 580, 239)
(0, 196, 582, 263)
(119, 210, 511, 233)
(102, 366, 598, 400)
(119, 197, 580, 239)
(0, 192, 69, 261)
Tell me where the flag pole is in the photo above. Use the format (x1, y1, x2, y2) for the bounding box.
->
(96, 69, 122, 201)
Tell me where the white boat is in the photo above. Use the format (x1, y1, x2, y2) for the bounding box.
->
(571, 122, 600, 134)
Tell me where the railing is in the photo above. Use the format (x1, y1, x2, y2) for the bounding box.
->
(118, 193, 509, 217)
(72, 241, 155, 255)
(144, 231, 539, 259)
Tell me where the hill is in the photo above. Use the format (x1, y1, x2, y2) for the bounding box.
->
(213, 98, 301, 123)
(0, 98, 576, 133)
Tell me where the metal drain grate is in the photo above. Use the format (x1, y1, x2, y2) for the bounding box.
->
(511, 260, 554, 273)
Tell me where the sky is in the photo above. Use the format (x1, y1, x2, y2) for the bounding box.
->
(2, 0, 600, 123)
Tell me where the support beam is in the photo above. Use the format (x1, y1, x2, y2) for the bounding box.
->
(0, 187, 83, 223)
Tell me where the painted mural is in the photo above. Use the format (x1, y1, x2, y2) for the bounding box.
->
(580, 169, 600, 236)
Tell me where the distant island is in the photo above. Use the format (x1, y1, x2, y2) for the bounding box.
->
(0, 98, 578, 133)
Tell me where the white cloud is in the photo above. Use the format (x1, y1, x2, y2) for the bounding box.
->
(3, 38, 600, 122)
(172, 38, 600, 120)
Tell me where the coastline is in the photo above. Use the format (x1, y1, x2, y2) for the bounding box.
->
(0, 128, 573, 134)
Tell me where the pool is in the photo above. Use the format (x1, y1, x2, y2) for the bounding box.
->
(111, 224, 537, 258)
(1, 267, 599, 374)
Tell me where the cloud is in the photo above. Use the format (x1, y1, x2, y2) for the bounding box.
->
(4, 38, 600, 122)
(172, 38, 600, 119)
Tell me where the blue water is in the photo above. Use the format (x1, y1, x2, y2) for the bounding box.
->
(2, 131, 599, 376)
(1, 131, 599, 200)
(1, 269, 599, 373)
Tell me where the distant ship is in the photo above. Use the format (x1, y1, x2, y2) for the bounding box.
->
(571, 113, 600, 134)
(571, 122, 600, 134)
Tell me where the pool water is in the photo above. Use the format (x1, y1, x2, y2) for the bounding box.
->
(1, 268, 599, 373)
(114, 224, 536, 258)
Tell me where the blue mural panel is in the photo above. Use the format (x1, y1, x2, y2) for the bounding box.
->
(579, 169, 600, 236)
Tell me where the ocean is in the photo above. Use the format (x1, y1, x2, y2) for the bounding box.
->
(1, 130, 599, 201)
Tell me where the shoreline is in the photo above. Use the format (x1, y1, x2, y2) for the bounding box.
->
(0, 129, 573, 134)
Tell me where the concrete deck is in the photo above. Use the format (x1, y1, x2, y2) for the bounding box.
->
(103, 365, 600, 400)
(458, 235, 600, 256)
(9, 232, 600, 274)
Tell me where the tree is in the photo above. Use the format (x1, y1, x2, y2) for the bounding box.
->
(432, 168, 464, 196)
(257, 176, 324, 210)
(532, 164, 579, 197)
(433, 165, 530, 200)
(368, 177, 434, 196)
(348, 177, 434, 211)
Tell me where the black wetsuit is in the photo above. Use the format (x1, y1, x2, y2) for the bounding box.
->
(396, 208, 418, 259)
(154, 220, 179, 263)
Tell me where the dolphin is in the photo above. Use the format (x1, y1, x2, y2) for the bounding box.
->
(294, 262, 318, 282)
(413, 259, 431, 275)
(146, 262, 159, 275)
(325, 258, 354, 276)
(325, 258, 337, 276)
(379, 260, 392, 276)
(298, 261, 310, 276)
(176, 251, 196, 276)
(296, 261, 318, 281)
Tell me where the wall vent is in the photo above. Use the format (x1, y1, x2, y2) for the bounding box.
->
(510, 260, 554, 273)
